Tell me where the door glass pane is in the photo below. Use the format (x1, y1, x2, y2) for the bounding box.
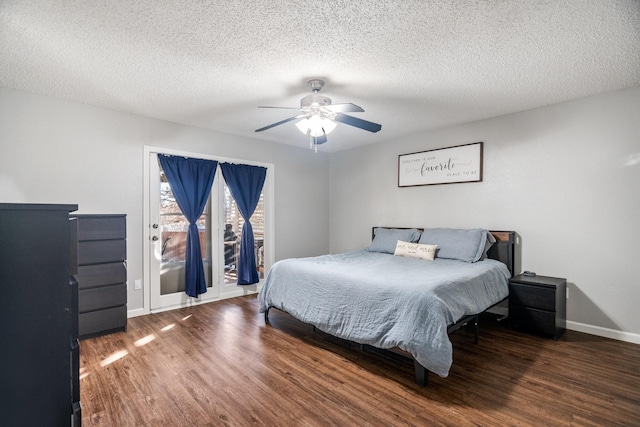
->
(223, 183, 265, 284)
(159, 168, 211, 295)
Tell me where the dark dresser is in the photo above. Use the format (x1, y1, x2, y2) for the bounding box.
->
(73, 214, 127, 339)
(0, 203, 81, 426)
(509, 274, 567, 340)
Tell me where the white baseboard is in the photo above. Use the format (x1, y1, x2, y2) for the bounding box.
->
(567, 321, 640, 345)
(127, 287, 260, 317)
(127, 307, 146, 318)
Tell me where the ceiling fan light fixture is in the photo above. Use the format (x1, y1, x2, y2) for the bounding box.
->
(295, 118, 309, 134)
(296, 114, 337, 137)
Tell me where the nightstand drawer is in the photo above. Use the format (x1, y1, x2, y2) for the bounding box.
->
(509, 282, 556, 311)
(510, 306, 556, 336)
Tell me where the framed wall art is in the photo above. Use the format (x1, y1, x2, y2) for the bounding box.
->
(398, 141, 483, 187)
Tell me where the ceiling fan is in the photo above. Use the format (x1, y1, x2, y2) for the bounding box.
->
(255, 79, 381, 151)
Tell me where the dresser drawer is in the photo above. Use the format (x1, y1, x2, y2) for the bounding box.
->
(509, 282, 556, 311)
(77, 262, 126, 288)
(78, 239, 126, 264)
(75, 215, 126, 241)
(79, 305, 127, 337)
(510, 306, 556, 336)
(78, 284, 126, 313)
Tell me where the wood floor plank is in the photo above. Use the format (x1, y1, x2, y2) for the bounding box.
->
(80, 295, 640, 426)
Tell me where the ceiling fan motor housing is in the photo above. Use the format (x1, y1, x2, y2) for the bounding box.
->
(301, 79, 332, 113)
(300, 94, 332, 110)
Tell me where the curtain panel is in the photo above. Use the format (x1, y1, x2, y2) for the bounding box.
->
(220, 163, 267, 285)
(158, 154, 217, 297)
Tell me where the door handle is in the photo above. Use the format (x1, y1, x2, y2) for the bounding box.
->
(151, 236, 159, 241)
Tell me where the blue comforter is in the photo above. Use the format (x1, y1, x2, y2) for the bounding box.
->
(258, 250, 510, 377)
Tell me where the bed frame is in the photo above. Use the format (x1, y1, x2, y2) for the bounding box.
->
(264, 228, 516, 386)
(380, 229, 516, 385)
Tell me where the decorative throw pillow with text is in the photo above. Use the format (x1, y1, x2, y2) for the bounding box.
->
(394, 240, 437, 261)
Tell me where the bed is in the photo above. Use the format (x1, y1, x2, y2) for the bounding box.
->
(258, 227, 515, 385)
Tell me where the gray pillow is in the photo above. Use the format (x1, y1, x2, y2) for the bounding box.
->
(480, 231, 496, 260)
(418, 228, 488, 262)
(367, 228, 422, 254)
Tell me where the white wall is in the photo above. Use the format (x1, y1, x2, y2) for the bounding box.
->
(3, 85, 639, 342)
(0, 87, 331, 312)
(329, 86, 640, 341)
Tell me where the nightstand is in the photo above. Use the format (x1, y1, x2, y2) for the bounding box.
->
(509, 274, 566, 340)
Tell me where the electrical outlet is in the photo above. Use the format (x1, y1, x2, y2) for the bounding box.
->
(134, 279, 142, 290)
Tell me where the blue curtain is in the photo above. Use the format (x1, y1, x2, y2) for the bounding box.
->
(158, 154, 217, 297)
(220, 163, 267, 285)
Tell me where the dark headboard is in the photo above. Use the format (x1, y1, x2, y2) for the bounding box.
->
(487, 231, 516, 277)
(371, 227, 516, 277)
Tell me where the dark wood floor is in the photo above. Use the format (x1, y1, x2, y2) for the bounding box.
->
(80, 295, 640, 426)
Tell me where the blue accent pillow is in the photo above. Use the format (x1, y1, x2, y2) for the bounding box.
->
(418, 228, 488, 262)
(367, 228, 422, 254)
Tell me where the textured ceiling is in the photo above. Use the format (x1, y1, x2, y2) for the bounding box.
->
(1, 1, 639, 152)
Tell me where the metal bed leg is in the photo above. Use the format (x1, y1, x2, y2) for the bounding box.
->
(473, 315, 479, 345)
(414, 360, 428, 387)
(264, 308, 270, 324)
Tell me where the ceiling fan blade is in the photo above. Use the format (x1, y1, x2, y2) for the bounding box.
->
(334, 113, 382, 133)
(255, 115, 303, 132)
(324, 103, 364, 113)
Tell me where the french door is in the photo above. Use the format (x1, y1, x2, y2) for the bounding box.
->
(144, 147, 273, 313)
